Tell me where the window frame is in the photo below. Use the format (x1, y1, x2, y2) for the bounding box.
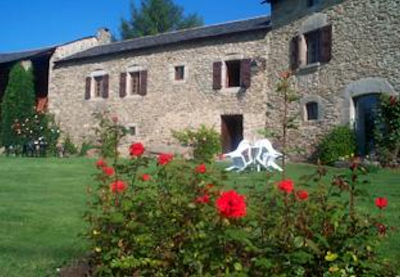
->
(88, 70, 108, 100)
(170, 63, 188, 84)
(125, 65, 147, 97)
(174, 65, 185, 81)
(305, 101, 319, 121)
(127, 124, 138, 137)
(300, 96, 325, 123)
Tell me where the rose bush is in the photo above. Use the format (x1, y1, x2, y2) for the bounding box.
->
(85, 126, 398, 276)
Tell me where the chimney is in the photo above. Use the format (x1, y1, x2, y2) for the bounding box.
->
(97, 28, 112, 44)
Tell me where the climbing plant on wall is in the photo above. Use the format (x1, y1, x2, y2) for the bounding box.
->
(374, 94, 400, 167)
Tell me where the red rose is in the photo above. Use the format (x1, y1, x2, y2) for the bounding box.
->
(96, 159, 106, 168)
(278, 179, 294, 194)
(195, 194, 210, 204)
(141, 174, 151, 181)
(195, 164, 207, 174)
(129, 143, 145, 157)
(103, 166, 115, 177)
(297, 190, 309, 200)
(216, 190, 246, 218)
(110, 180, 127, 193)
(375, 197, 388, 209)
(158, 153, 174, 166)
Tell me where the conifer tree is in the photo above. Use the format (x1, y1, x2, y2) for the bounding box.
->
(0, 63, 36, 149)
(120, 0, 203, 39)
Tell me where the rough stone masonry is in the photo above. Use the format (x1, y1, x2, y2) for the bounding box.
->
(48, 0, 400, 158)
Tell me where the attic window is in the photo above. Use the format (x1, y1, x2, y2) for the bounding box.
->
(174, 66, 185, 81)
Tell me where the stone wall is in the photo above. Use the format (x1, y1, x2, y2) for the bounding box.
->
(49, 0, 400, 158)
(265, 0, 400, 158)
(49, 31, 270, 151)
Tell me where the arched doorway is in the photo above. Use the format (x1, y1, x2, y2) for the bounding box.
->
(353, 94, 380, 155)
(342, 77, 398, 156)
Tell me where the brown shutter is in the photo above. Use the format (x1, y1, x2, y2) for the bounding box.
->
(213, 62, 222, 90)
(240, 59, 252, 89)
(290, 36, 300, 70)
(85, 77, 91, 100)
(319, 25, 332, 63)
(119, 73, 127, 98)
(102, 75, 109, 99)
(139, 70, 147, 96)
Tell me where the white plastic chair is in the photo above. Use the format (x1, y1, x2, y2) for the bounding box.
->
(224, 140, 253, 172)
(253, 139, 283, 172)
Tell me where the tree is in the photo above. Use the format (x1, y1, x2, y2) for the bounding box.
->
(0, 63, 36, 150)
(120, 0, 203, 39)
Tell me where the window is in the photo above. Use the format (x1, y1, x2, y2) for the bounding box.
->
(225, 60, 241, 87)
(305, 30, 320, 64)
(94, 76, 104, 98)
(128, 126, 137, 136)
(119, 68, 147, 98)
(174, 66, 185, 81)
(290, 25, 332, 70)
(130, 72, 141, 95)
(306, 102, 319, 120)
(85, 71, 109, 100)
(213, 59, 251, 90)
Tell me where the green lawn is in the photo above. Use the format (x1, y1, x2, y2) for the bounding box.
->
(0, 158, 399, 276)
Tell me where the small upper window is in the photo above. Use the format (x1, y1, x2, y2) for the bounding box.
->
(225, 60, 241, 88)
(85, 71, 108, 100)
(174, 66, 185, 81)
(94, 76, 104, 98)
(130, 72, 141, 95)
(305, 30, 320, 64)
(306, 102, 319, 120)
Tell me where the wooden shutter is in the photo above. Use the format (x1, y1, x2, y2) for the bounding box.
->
(319, 25, 332, 63)
(119, 73, 127, 98)
(290, 36, 300, 70)
(85, 77, 91, 100)
(139, 70, 147, 96)
(102, 74, 109, 99)
(240, 59, 252, 89)
(213, 62, 222, 90)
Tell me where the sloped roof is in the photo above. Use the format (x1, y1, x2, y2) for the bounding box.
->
(59, 16, 271, 63)
(0, 47, 56, 65)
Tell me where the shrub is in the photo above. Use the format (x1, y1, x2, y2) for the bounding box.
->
(172, 124, 221, 162)
(85, 128, 397, 276)
(93, 112, 127, 158)
(63, 135, 78, 156)
(79, 141, 98, 157)
(317, 125, 357, 165)
(374, 94, 400, 167)
(0, 63, 36, 150)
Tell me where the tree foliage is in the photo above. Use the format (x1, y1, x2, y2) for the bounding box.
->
(0, 63, 36, 147)
(120, 0, 203, 39)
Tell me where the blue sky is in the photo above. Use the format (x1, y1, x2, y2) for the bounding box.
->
(0, 0, 270, 53)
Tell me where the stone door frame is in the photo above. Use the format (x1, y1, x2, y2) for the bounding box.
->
(341, 77, 397, 127)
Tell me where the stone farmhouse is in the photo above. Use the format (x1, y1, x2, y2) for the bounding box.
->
(0, 0, 399, 157)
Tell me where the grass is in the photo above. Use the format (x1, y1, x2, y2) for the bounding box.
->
(0, 157, 95, 277)
(0, 158, 399, 276)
